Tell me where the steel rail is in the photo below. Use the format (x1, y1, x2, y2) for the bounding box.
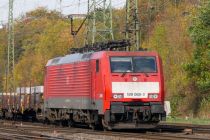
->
(0, 120, 210, 140)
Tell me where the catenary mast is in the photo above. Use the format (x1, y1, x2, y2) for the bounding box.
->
(7, 0, 15, 109)
(85, 0, 114, 45)
(125, 0, 141, 51)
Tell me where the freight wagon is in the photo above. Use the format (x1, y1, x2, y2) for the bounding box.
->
(0, 86, 43, 120)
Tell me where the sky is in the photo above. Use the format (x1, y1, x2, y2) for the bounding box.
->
(0, 0, 126, 26)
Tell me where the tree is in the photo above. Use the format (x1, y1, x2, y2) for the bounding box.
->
(186, 2, 210, 92)
(12, 8, 73, 87)
(184, 1, 210, 117)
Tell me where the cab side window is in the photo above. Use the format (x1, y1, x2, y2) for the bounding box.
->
(96, 60, 99, 72)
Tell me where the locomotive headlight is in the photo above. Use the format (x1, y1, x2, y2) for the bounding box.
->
(113, 94, 123, 99)
(148, 94, 158, 99)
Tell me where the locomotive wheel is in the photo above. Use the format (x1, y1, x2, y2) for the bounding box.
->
(68, 120, 74, 128)
(102, 119, 112, 131)
(89, 123, 97, 130)
(56, 120, 63, 127)
(44, 118, 50, 125)
(62, 120, 69, 127)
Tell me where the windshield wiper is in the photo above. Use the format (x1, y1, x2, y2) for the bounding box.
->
(121, 71, 127, 77)
(121, 70, 132, 77)
(143, 72, 149, 77)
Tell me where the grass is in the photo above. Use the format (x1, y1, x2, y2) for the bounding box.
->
(166, 117, 210, 125)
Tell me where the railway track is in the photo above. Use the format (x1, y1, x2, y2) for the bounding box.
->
(158, 122, 210, 134)
(0, 120, 209, 140)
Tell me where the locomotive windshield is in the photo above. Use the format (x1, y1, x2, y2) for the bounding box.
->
(110, 56, 157, 73)
(110, 57, 132, 72)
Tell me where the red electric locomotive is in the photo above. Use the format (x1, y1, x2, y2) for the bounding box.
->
(44, 51, 166, 129)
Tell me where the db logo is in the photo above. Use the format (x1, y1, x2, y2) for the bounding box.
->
(132, 77, 138, 81)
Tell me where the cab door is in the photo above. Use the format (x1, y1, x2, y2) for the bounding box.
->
(92, 59, 104, 113)
(94, 59, 103, 100)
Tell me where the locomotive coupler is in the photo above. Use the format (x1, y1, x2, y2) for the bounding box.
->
(133, 109, 138, 121)
(142, 109, 151, 122)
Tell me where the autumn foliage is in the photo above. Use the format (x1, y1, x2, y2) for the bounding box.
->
(0, 1, 209, 117)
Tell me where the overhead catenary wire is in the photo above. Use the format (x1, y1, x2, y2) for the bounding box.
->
(0, 0, 199, 42)
(0, 0, 126, 24)
(0, 0, 191, 39)
(2, 0, 197, 23)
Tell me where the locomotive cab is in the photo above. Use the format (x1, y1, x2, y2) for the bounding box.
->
(96, 51, 166, 129)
